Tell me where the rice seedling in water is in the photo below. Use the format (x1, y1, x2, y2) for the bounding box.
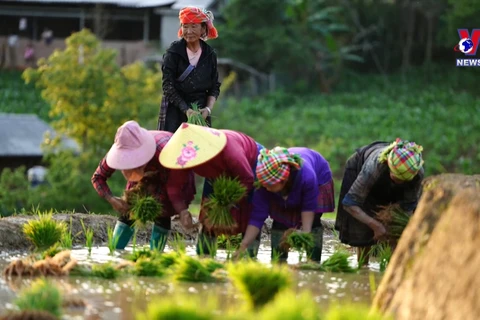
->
(80, 219, 94, 256)
(14, 278, 62, 319)
(186, 102, 208, 126)
(91, 262, 120, 279)
(133, 257, 165, 277)
(203, 176, 246, 233)
(170, 233, 186, 253)
(371, 242, 393, 272)
(126, 247, 156, 262)
(107, 225, 119, 255)
(41, 243, 63, 259)
(59, 217, 73, 249)
(136, 295, 215, 320)
(227, 261, 292, 310)
(217, 234, 242, 249)
(157, 251, 181, 268)
(174, 255, 218, 283)
(319, 250, 357, 273)
(23, 211, 67, 251)
(280, 229, 314, 262)
(375, 204, 411, 240)
(258, 290, 320, 320)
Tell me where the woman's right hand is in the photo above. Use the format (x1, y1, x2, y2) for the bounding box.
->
(108, 196, 129, 215)
(373, 222, 387, 240)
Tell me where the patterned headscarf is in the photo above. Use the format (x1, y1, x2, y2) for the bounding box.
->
(256, 147, 303, 186)
(378, 138, 424, 181)
(178, 6, 218, 40)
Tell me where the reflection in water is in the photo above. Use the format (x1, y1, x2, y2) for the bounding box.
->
(0, 235, 383, 319)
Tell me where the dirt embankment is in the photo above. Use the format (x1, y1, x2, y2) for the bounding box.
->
(0, 213, 335, 251)
(372, 174, 480, 320)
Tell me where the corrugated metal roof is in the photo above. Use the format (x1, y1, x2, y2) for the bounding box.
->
(4, 0, 176, 8)
(171, 0, 215, 10)
(0, 113, 79, 157)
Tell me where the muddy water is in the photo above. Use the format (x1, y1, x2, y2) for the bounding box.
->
(0, 235, 382, 320)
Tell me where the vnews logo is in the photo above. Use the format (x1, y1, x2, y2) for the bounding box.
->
(454, 29, 480, 67)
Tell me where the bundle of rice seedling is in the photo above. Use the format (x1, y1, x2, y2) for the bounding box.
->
(173, 255, 217, 283)
(279, 229, 314, 253)
(123, 171, 163, 225)
(217, 234, 242, 249)
(157, 251, 182, 269)
(227, 261, 292, 310)
(258, 290, 320, 320)
(186, 102, 208, 126)
(375, 204, 412, 240)
(23, 211, 67, 251)
(203, 176, 247, 233)
(318, 250, 356, 273)
(136, 295, 216, 320)
(132, 257, 165, 277)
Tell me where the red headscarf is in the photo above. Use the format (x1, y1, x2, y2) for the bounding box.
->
(178, 6, 218, 40)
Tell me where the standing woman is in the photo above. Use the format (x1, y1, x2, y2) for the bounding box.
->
(158, 6, 221, 133)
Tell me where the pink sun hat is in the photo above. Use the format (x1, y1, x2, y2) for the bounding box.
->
(106, 120, 156, 170)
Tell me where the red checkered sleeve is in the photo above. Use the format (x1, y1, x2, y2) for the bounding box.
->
(91, 157, 116, 198)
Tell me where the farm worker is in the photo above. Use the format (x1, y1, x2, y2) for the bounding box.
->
(158, 6, 220, 132)
(159, 123, 264, 256)
(335, 138, 424, 264)
(234, 147, 335, 262)
(91, 120, 195, 251)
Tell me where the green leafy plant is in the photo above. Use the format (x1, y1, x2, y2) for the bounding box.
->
(23, 211, 67, 251)
(59, 217, 73, 249)
(130, 196, 162, 226)
(258, 290, 321, 320)
(14, 278, 62, 318)
(227, 261, 292, 310)
(203, 176, 247, 233)
(136, 295, 215, 320)
(133, 257, 165, 277)
(372, 242, 393, 272)
(173, 255, 219, 283)
(297, 249, 357, 273)
(376, 204, 412, 240)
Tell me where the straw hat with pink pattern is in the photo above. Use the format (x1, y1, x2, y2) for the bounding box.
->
(106, 120, 156, 170)
(159, 123, 227, 169)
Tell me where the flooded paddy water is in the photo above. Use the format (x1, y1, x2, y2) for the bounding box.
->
(0, 234, 383, 319)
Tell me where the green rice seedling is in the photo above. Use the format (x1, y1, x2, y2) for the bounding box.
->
(203, 176, 246, 233)
(324, 304, 391, 320)
(174, 255, 217, 283)
(157, 251, 181, 268)
(23, 211, 67, 251)
(130, 196, 162, 226)
(203, 258, 225, 273)
(59, 217, 73, 249)
(41, 243, 63, 259)
(136, 295, 216, 320)
(80, 219, 94, 256)
(186, 102, 208, 126)
(320, 250, 357, 273)
(91, 263, 120, 279)
(107, 225, 120, 255)
(133, 257, 165, 277)
(14, 278, 62, 319)
(170, 233, 186, 253)
(375, 204, 412, 240)
(372, 242, 393, 272)
(280, 229, 314, 262)
(197, 235, 218, 258)
(258, 290, 321, 320)
(126, 247, 155, 262)
(227, 261, 292, 310)
(217, 234, 242, 249)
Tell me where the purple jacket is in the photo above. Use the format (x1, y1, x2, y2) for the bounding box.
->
(249, 148, 332, 229)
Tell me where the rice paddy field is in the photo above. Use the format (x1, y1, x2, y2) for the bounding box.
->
(0, 233, 383, 320)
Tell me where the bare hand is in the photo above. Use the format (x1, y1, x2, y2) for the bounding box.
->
(108, 196, 129, 215)
(199, 108, 209, 119)
(185, 109, 198, 118)
(179, 210, 193, 230)
(232, 244, 248, 261)
(373, 222, 387, 240)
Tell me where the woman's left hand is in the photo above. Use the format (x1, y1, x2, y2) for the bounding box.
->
(200, 108, 210, 120)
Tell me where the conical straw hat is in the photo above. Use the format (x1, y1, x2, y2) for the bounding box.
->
(159, 123, 227, 169)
